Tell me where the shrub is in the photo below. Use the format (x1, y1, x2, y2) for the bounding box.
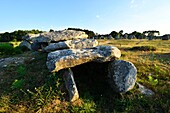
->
(129, 46, 156, 51)
(0, 43, 14, 55)
(0, 43, 23, 55)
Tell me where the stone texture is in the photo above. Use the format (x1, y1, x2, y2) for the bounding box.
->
(46, 45, 121, 72)
(0, 57, 34, 70)
(19, 41, 32, 50)
(31, 42, 41, 51)
(108, 60, 137, 93)
(44, 39, 98, 52)
(22, 33, 40, 41)
(136, 82, 155, 96)
(62, 68, 79, 102)
(23, 30, 88, 43)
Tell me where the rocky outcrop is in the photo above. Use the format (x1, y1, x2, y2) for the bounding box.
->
(46, 45, 121, 72)
(20, 30, 89, 51)
(108, 60, 137, 93)
(44, 38, 98, 52)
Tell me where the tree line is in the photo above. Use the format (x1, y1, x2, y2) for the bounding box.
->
(0, 28, 169, 42)
(0, 29, 43, 42)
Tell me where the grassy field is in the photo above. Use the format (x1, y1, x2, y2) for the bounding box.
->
(0, 39, 170, 113)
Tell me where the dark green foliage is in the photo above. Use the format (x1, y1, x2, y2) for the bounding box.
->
(129, 46, 157, 51)
(0, 43, 22, 55)
(110, 30, 118, 38)
(67, 28, 95, 38)
(0, 29, 43, 42)
(161, 34, 170, 40)
(130, 31, 146, 39)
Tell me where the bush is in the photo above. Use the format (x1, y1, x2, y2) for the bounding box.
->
(129, 46, 157, 51)
(0, 43, 22, 55)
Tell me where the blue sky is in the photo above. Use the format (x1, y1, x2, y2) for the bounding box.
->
(0, 0, 169, 35)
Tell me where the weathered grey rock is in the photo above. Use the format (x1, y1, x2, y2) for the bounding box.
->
(22, 33, 40, 41)
(108, 60, 137, 93)
(0, 57, 33, 70)
(23, 30, 88, 43)
(62, 68, 79, 102)
(136, 82, 155, 96)
(44, 39, 98, 52)
(19, 41, 32, 50)
(31, 42, 41, 51)
(46, 45, 121, 72)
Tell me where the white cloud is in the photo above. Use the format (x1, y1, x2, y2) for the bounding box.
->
(96, 15, 100, 19)
(131, 0, 135, 4)
(130, 0, 147, 8)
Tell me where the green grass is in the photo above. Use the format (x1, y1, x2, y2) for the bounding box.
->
(0, 39, 169, 113)
(0, 42, 23, 56)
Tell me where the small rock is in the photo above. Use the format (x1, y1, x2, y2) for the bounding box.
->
(136, 82, 155, 96)
(2, 65, 7, 68)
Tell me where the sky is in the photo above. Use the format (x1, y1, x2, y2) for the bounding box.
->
(0, 0, 169, 35)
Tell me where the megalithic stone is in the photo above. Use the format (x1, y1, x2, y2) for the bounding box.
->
(62, 68, 79, 102)
(46, 45, 121, 72)
(108, 60, 137, 93)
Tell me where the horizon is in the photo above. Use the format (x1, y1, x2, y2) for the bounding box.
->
(0, 28, 169, 36)
(0, 0, 169, 35)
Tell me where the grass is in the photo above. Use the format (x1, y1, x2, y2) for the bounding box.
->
(0, 39, 170, 112)
(0, 42, 22, 56)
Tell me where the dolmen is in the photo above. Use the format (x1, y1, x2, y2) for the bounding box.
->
(20, 30, 137, 102)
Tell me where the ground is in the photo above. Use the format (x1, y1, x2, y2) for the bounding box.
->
(0, 39, 169, 113)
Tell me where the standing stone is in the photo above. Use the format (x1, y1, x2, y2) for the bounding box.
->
(108, 60, 137, 93)
(62, 68, 79, 102)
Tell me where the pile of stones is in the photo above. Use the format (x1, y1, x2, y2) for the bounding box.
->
(20, 30, 137, 102)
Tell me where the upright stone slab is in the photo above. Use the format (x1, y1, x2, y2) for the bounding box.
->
(62, 68, 79, 102)
(46, 45, 121, 72)
(108, 60, 137, 93)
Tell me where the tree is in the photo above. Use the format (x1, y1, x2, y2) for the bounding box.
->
(67, 28, 95, 38)
(0, 30, 43, 42)
(49, 29, 54, 32)
(131, 31, 144, 39)
(143, 30, 160, 40)
(109, 31, 118, 38)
